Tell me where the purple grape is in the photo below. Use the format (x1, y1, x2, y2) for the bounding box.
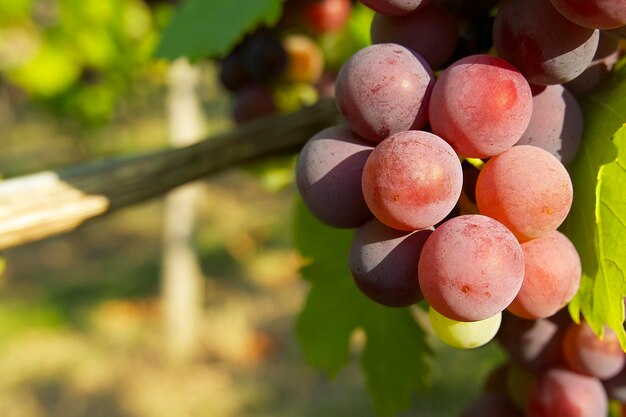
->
(370, 2, 458, 69)
(497, 312, 568, 372)
(296, 126, 374, 228)
(565, 32, 621, 96)
(515, 84, 583, 166)
(232, 85, 276, 124)
(549, 0, 626, 30)
(493, 0, 600, 85)
(349, 219, 431, 307)
(335, 43, 434, 142)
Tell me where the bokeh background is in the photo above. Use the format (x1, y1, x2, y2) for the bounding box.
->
(0, 1, 504, 416)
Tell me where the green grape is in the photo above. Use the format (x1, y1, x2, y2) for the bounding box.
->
(429, 307, 501, 349)
(8, 43, 81, 97)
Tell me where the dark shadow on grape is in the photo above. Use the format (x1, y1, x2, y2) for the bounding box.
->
(307, 149, 373, 228)
(350, 221, 431, 306)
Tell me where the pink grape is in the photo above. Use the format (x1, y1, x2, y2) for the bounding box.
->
(428, 54, 533, 158)
(549, 0, 626, 29)
(361, 130, 462, 231)
(418, 215, 525, 322)
(527, 368, 608, 417)
(508, 231, 581, 319)
(359, 0, 432, 16)
(493, 0, 600, 85)
(562, 321, 626, 380)
(475, 145, 573, 242)
(335, 43, 434, 142)
(370, 2, 458, 70)
(296, 126, 374, 228)
(515, 84, 584, 166)
(349, 219, 431, 307)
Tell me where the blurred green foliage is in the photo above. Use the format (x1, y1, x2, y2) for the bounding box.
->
(0, 0, 168, 125)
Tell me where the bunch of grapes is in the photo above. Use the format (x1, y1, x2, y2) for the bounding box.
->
(295, 0, 625, 415)
(217, 0, 355, 123)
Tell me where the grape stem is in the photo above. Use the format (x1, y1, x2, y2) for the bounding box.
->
(0, 98, 339, 250)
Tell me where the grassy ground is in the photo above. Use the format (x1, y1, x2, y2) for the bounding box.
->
(0, 75, 505, 417)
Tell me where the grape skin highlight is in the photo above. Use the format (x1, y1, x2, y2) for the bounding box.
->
(296, 126, 374, 228)
(476, 145, 573, 242)
(429, 307, 502, 350)
(361, 130, 462, 231)
(428, 54, 533, 158)
(335, 43, 434, 142)
(349, 219, 431, 307)
(418, 215, 525, 322)
(493, 0, 600, 85)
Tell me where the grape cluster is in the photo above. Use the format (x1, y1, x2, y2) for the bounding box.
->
(217, 0, 354, 123)
(295, 0, 625, 415)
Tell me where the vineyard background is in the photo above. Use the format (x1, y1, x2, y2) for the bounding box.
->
(1, 0, 625, 416)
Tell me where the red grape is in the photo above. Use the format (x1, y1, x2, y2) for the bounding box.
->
(361, 130, 462, 231)
(508, 231, 581, 319)
(527, 368, 608, 417)
(429, 54, 533, 158)
(562, 321, 626, 380)
(418, 214, 525, 322)
(476, 145, 573, 242)
(302, 0, 351, 33)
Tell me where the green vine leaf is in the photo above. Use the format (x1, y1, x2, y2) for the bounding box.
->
(294, 198, 432, 416)
(155, 0, 283, 61)
(563, 60, 626, 347)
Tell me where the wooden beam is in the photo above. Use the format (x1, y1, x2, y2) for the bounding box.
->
(0, 98, 340, 250)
